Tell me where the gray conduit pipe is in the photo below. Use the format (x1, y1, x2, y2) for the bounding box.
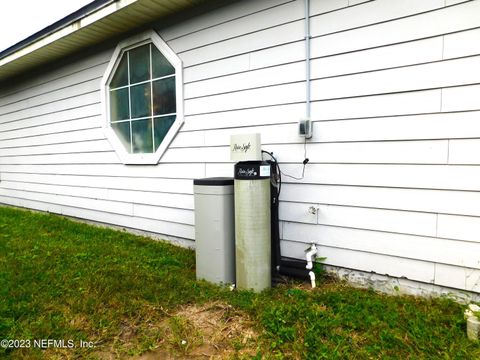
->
(305, 0, 311, 119)
(306, 0, 316, 289)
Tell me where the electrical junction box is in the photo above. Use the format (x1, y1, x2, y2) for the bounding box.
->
(299, 118, 312, 139)
(230, 133, 262, 161)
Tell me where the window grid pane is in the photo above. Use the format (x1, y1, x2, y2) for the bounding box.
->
(131, 83, 152, 119)
(110, 54, 128, 88)
(152, 45, 175, 78)
(154, 115, 176, 151)
(132, 118, 154, 153)
(111, 121, 131, 153)
(129, 44, 151, 84)
(152, 77, 176, 116)
(110, 88, 130, 121)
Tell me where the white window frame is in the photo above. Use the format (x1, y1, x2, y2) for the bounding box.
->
(101, 30, 184, 165)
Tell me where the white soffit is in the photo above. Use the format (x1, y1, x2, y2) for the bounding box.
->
(0, 0, 203, 82)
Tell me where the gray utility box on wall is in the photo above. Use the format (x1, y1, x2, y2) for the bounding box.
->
(193, 177, 235, 285)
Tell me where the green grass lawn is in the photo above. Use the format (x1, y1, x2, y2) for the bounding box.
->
(0, 205, 479, 359)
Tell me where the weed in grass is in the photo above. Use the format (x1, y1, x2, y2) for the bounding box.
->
(167, 315, 200, 354)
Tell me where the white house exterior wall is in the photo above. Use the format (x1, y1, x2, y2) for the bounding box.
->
(1, 0, 480, 294)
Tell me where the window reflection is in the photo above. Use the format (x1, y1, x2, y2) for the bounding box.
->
(131, 83, 151, 118)
(110, 88, 130, 121)
(129, 44, 150, 84)
(132, 119, 153, 153)
(154, 115, 176, 151)
(153, 77, 176, 116)
(109, 42, 177, 154)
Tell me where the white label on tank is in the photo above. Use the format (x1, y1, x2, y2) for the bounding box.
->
(260, 165, 270, 177)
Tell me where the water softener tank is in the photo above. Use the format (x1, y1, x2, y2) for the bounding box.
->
(234, 161, 271, 292)
(193, 177, 235, 285)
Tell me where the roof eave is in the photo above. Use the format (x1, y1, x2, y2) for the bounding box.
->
(0, 0, 204, 83)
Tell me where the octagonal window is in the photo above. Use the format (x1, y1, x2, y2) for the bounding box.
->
(102, 31, 183, 164)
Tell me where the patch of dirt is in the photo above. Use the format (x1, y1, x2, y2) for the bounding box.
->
(128, 301, 259, 359)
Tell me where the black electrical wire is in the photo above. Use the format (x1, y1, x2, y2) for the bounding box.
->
(262, 150, 311, 285)
(262, 136, 309, 182)
(261, 150, 281, 197)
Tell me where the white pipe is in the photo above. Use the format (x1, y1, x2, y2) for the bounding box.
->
(308, 271, 316, 288)
(305, 0, 311, 119)
(306, 243, 317, 289)
(305, 243, 317, 270)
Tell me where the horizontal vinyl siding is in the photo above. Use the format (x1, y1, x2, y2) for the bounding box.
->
(165, 0, 480, 292)
(1, 0, 480, 292)
(0, 41, 197, 239)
